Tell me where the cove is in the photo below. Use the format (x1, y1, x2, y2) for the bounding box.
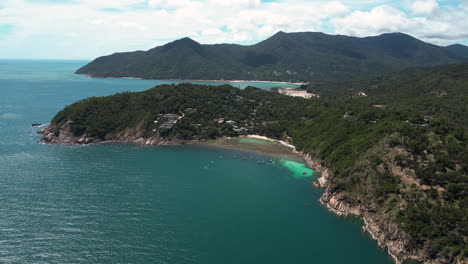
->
(0, 60, 393, 263)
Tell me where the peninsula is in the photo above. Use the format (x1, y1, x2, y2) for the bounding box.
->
(40, 62, 467, 264)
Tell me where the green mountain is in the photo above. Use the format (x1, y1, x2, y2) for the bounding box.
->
(446, 44, 468, 58)
(76, 32, 467, 82)
(43, 63, 467, 263)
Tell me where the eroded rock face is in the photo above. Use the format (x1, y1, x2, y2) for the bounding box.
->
(318, 185, 421, 264)
(37, 121, 167, 146)
(37, 121, 101, 145)
(320, 192, 362, 216)
(304, 154, 465, 264)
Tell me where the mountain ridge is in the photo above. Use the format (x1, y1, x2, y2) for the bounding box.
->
(76, 31, 468, 82)
(446, 43, 468, 58)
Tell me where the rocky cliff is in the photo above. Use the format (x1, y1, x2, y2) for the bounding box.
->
(306, 155, 465, 264)
(38, 122, 196, 146)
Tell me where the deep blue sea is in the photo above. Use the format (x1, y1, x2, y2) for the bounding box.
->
(0, 60, 393, 263)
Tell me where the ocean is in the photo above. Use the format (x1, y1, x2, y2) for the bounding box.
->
(0, 60, 393, 263)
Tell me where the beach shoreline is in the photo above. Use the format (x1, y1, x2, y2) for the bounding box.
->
(203, 135, 302, 161)
(37, 123, 317, 167)
(37, 126, 438, 263)
(78, 73, 307, 86)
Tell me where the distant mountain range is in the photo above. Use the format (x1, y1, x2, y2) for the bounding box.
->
(76, 31, 468, 82)
(445, 44, 468, 58)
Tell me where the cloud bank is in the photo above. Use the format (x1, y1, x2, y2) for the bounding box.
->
(0, 0, 467, 59)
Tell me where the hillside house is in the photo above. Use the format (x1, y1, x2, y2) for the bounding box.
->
(344, 112, 359, 120)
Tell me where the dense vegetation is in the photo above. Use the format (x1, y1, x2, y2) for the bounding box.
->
(446, 44, 468, 58)
(76, 31, 467, 83)
(52, 63, 467, 262)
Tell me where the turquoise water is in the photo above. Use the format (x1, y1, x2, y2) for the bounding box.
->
(237, 138, 276, 145)
(0, 60, 393, 263)
(280, 160, 315, 179)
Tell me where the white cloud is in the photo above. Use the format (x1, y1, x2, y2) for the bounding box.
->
(406, 0, 439, 15)
(201, 28, 223, 36)
(78, 0, 146, 9)
(64, 32, 79, 38)
(322, 1, 349, 17)
(187, 31, 200, 37)
(331, 3, 468, 45)
(0, 0, 466, 59)
(148, 0, 198, 9)
(332, 6, 408, 36)
(210, 0, 261, 8)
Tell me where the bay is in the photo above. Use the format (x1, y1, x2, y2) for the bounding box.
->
(0, 60, 393, 263)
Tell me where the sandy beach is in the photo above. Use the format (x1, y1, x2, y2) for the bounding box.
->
(80, 74, 307, 86)
(244, 135, 297, 149)
(203, 135, 303, 162)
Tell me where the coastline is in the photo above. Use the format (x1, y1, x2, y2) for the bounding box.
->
(208, 135, 456, 264)
(203, 135, 300, 161)
(79, 73, 307, 86)
(209, 135, 435, 264)
(242, 135, 297, 149)
(37, 127, 457, 264)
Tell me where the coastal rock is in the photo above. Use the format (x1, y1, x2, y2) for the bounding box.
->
(319, 187, 417, 264)
(301, 153, 331, 188)
(37, 123, 200, 147)
(304, 153, 463, 264)
(144, 138, 160, 145)
(38, 122, 101, 145)
(38, 124, 465, 264)
(321, 193, 464, 264)
(320, 192, 362, 217)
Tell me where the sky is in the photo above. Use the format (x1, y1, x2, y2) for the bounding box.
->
(0, 0, 467, 60)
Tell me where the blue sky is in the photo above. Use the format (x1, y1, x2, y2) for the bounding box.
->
(0, 0, 467, 59)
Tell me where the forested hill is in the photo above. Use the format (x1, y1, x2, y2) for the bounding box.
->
(76, 31, 467, 82)
(44, 62, 467, 263)
(446, 44, 468, 58)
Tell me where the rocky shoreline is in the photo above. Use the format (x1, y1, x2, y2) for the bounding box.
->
(308, 160, 409, 264)
(37, 125, 462, 264)
(302, 154, 463, 264)
(37, 124, 202, 146)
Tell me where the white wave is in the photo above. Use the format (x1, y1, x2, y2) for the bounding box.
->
(0, 113, 24, 119)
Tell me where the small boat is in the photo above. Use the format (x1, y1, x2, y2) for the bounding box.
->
(302, 171, 308, 174)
